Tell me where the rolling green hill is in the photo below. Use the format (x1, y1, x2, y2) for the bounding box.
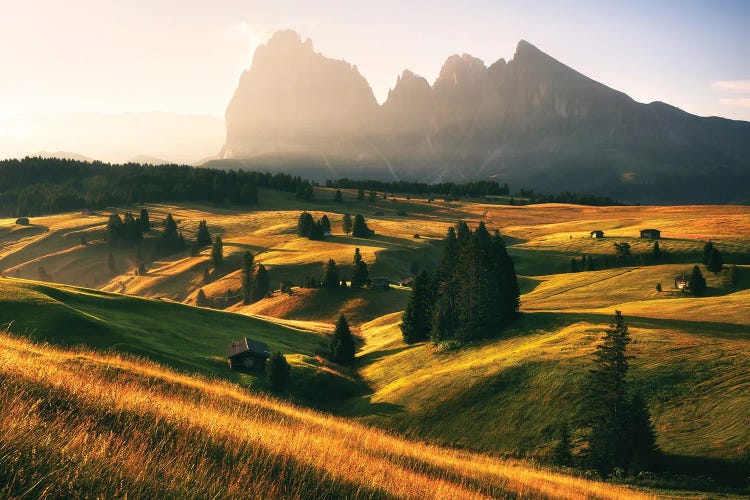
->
(0, 277, 362, 403)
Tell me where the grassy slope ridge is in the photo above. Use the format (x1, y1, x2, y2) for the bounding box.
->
(0, 277, 361, 401)
(0, 331, 662, 499)
(354, 308, 750, 464)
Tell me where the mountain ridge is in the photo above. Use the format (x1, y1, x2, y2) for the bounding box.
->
(222, 30, 750, 203)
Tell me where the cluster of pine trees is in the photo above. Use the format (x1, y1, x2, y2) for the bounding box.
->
(241, 251, 270, 304)
(106, 209, 150, 247)
(297, 212, 331, 240)
(401, 221, 520, 344)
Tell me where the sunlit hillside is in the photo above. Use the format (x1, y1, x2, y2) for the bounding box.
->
(0, 330, 666, 499)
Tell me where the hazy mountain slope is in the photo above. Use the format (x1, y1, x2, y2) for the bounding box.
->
(222, 31, 750, 203)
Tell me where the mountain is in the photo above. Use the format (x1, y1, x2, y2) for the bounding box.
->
(222, 31, 750, 203)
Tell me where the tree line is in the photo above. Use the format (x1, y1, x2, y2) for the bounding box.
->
(401, 221, 521, 345)
(511, 189, 625, 206)
(326, 178, 510, 198)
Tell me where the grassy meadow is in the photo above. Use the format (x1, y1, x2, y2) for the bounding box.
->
(1, 186, 749, 497)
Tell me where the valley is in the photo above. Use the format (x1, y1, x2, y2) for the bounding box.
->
(1, 185, 749, 497)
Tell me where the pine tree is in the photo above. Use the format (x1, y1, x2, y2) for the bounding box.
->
(627, 393, 659, 473)
(585, 310, 632, 474)
(352, 214, 372, 237)
(351, 248, 369, 289)
(552, 422, 573, 467)
(690, 265, 707, 296)
(702, 241, 714, 265)
(652, 240, 661, 260)
(401, 271, 433, 343)
(138, 208, 150, 233)
(106, 213, 123, 247)
(196, 219, 212, 247)
(196, 288, 208, 307)
(241, 251, 255, 304)
(322, 259, 340, 289)
(297, 212, 314, 237)
(342, 213, 353, 235)
(307, 221, 325, 241)
(161, 214, 183, 253)
(211, 235, 223, 268)
(320, 215, 331, 234)
(655, 283, 662, 292)
(334, 189, 343, 203)
(706, 248, 723, 274)
(267, 351, 290, 392)
(203, 267, 210, 284)
(330, 314, 355, 365)
(252, 264, 270, 301)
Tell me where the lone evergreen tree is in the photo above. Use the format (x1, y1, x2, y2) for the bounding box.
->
(702, 241, 714, 265)
(330, 314, 355, 365)
(401, 271, 433, 344)
(252, 264, 270, 301)
(690, 265, 707, 296)
(196, 288, 208, 307)
(342, 213, 353, 235)
(211, 235, 223, 268)
(352, 214, 372, 237)
(334, 189, 343, 203)
(322, 259, 340, 289)
(652, 240, 661, 260)
(585, 310, 632, 474)
(196, 219, 212, 247)
(267, 351, 290, 393)
(241, 251, 255, 304)
(320, 214, 331, 234)
(351, 248, 369, 289)
(706, 248, 723, 274)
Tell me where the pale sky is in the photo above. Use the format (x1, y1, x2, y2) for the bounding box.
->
(1, 0, 749, 149)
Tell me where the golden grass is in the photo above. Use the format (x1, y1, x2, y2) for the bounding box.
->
(0, 331, 656, 499)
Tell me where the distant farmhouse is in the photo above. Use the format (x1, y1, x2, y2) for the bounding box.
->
(674, 275, 690, 291)
(590, 230, 604, 239)
(640, 229, 661, 239)
(226, 337, 271, 371)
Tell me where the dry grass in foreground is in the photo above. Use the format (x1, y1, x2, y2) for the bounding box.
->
(0, 331, 658, 499)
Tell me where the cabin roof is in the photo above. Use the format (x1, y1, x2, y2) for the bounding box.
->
(641, 228, 660, 233)
(226, 337, 271, 359)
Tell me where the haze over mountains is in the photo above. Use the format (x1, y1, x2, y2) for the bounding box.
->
(221, 30, 750, 204)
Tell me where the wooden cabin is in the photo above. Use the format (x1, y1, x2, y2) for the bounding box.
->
(590, 230, 604, 239)
(674, 276, 690, 291)
(640, 229, 661, 240)
(226, 337, 271, 371)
